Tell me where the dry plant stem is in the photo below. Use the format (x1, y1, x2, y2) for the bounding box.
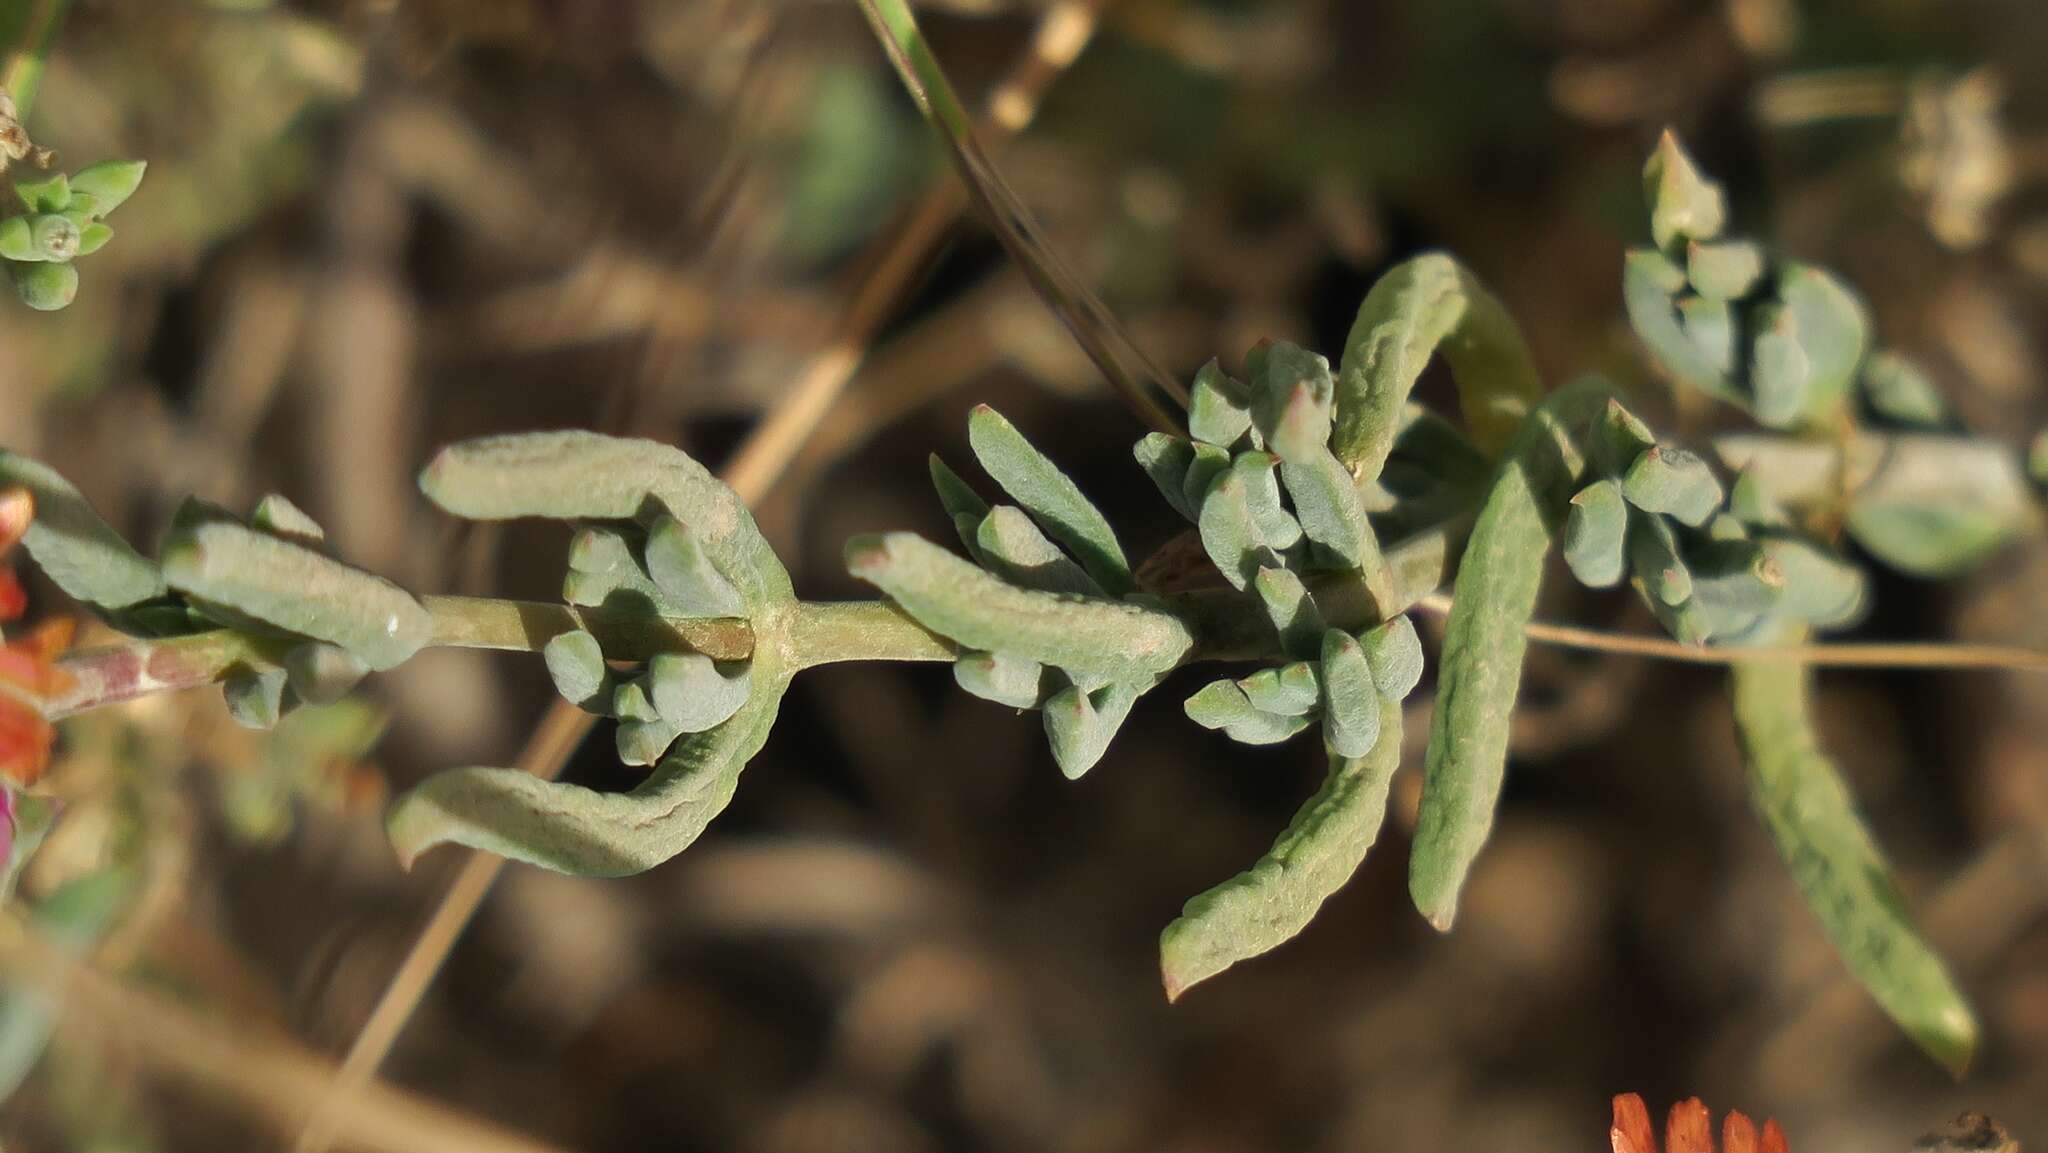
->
(1410, 594, 2048, 672)
(856, 0, 1188, 433)
(0, 914, 573, 1153)
(296, 14, 1109, 1149)
(724, 0, 1102, 503)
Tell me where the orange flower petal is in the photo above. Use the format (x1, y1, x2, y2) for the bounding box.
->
(0, 569, 24, 622)
(1759, 1119, 1789, 1153)
(1666, 1098, 1713, 1153)
(0, 487, 30, 557)
(0, 698, 53, 785)
(1723, 1111, 1758, 1153)
(1612, 1094, 1659, 1153)
(15, 617, 74, 666)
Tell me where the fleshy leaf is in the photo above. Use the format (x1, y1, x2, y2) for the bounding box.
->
(1629, 511, 1694, 607)
(1043, 681, 1139, 779)
(1159, 694, 1402, 999)
(1230, 452, 1303, 552)
(976, 505, 1103, 596)
(1180, 442, 1232, 518)
(282, 642, 369, 704)
(1133, 433, 1197, 521)
(1187, 359, 1253, 449)
(1844, 435, 2032, 578)
(1774, 263, 1870, 421)
(1762, 535, 1866, 629)
(388, 676, 789, 876)
(1247, 342, 1334, 463)
(929, 453, 990, 523)
(648, 653, 752, 733)
(392, 430, 794, 874)
(1319, 629, 1381, 759)
(1622, 446, 1723, 528)
(1563, 478, 1629, 588)
(1333, 253, 1545, 478)
(645, 515, 748, 618)
(845, 532, 1191, 684)
(417, 430, 794, 611)
(161, 521, 431, 670)
(1239, 662, 1319, 716)
(223, 665, 289, 730)
(953, 650, 1047, 708)
(1589, 398, 1657, 478)
(1859, 351, 1948, 428)
(0, 451, 166, 609)
(1732, 656, 1977, 1074)
(1644, 130, 1726, 251)
(1678, 296, 1737, 379)
(967, 405, 1133, 595)
(1623, 250, 1734, 400)
(1279, 447, 1379, 572)
(542, 630, 612, 711)
(250, 493, 325, 542)
(1254, 566, 1324, 659)
(67, 160, 146, 215)
(1359, 615, 1424, 700)
(10, 261, 76, 311)
(1184, 679, 1315, 745)
(1197, 460, 1282, 591)
(1409, 380, 1602, 930)
(1686, 239, 1765, 300)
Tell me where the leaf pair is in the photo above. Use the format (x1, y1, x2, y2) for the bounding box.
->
(0, 453, 427, 728)
(388, 431, 796, 875)
(1561, 399, 1867, 646)
(1623, 132, 1870, 430)
(1, 159, 145, 311)
(849, 407, 1186, 780)
(1183, 595, 1421, 761)
(1139, 347, 1387, 595)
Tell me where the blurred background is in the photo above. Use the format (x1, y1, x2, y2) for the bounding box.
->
(2, 0, 2047, 1150)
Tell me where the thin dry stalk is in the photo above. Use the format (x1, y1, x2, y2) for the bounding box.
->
(1412, 594, 2048, 673)
(0, 915, 574, 1153)
(294, 9, 1108, 1152)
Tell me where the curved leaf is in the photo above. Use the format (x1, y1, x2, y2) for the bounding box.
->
(1160, 694, 1403, 999)
(387, 673, 789, 876)
(1332, 253, 1544, 479)
(392, 430, 796, 874)
(1732, 656, 1977, 1074)
(417, 430, 793, 611)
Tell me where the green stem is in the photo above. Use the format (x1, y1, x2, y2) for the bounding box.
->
(3, 0, 71, 119)
(44, 525, 1456, 722)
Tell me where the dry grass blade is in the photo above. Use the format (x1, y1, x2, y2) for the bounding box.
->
(296, 8, 1110, 1152)
(856, 0, 1189, 434)
(0, 914, 572, 1153)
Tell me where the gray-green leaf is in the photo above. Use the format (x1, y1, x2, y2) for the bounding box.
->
(0, 450, 166, 609)
(1159, 694, 1402, 999)
(1410, 380, 1603, 930)
(161, 521, 431, 670)
(1732, 656, 1976, 1075)
(967, 405, 1133, 595)
(845, 532, 1191, 685)
(1333, 253, 1545, 479)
